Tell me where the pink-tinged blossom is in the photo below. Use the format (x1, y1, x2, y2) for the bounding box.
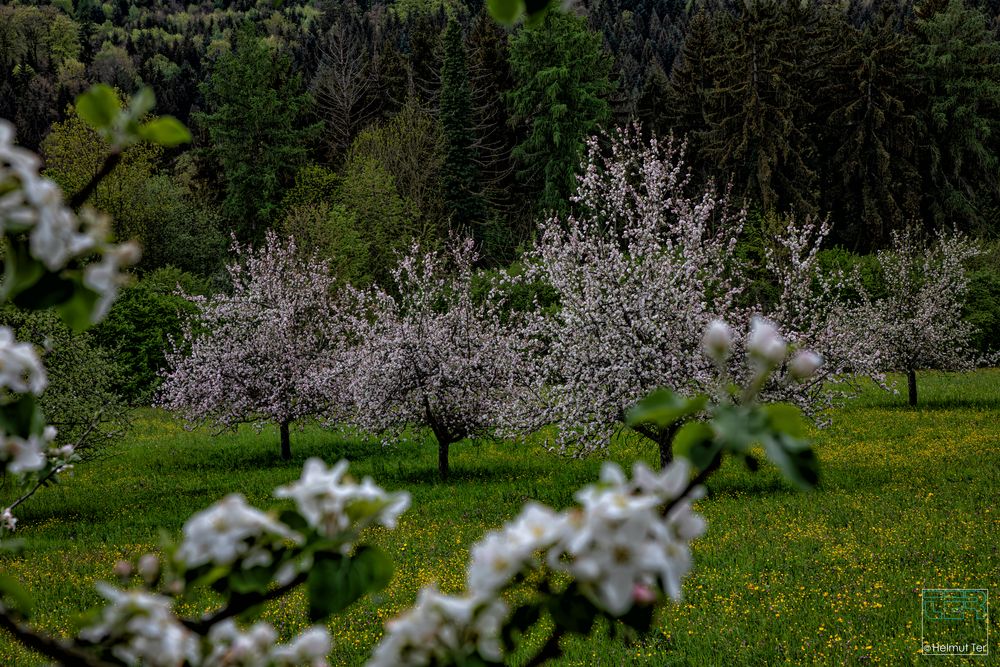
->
(509, 127, 746, 462)
(512, 127, 889, 459)
(342, 237, 525, 480)
(157, 232, 345, 458)
(848, 228, 983, 404)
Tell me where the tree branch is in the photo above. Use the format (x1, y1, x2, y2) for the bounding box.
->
(69, 151, 121, 210)
(179, 572, 308, 635)
(0, 608, 118, 667)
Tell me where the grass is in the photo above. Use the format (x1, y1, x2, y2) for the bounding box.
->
(1, 369, 999, 665)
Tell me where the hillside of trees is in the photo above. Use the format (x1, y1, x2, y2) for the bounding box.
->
(4, 0, 999, 275)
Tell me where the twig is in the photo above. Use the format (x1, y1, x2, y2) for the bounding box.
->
(0, 608, 118, 667)
(179, 572, 308, 635)
(6, 412, 103, 514)
(69, 151, 121, 210)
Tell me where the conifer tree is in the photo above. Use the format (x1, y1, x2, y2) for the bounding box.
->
(508, 11, 613, 212)
(197, 24, 320, 240)
(440, 18, 482, 232)
(911, 0, 1000, 231)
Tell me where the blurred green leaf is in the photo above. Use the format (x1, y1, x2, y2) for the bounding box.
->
(672, 421, 717, 469)
(306, 546, 393, 621)
(229, 565, 273, 595)
(0, 574, 33, 619)
(763, 403, 807, 438)
(76, 85, 121, 130)
(55, 284, 101, 332)
(0, 395, 45, 439)
(137, 117, 191, 147)
(626, 389, 707, 430)
(129, 88, 156, 118)
(488, 0, 523, 23)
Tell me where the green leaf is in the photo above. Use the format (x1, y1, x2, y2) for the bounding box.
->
(306, 546, 393, 621)
(278, 509, 309, 533)
(137, 117, 191, 147)
(763, 403, 807, 438)
(229, 565, 273, 595)
(1, 240, 46, 302)
(626, 389, 707, 430)
(487, 0, 523, 24)
(0, 395, 45, 439)
(76, 85, 121, 130)
(0, 573, 33, 618)
(672, 421, 717, 470)
(760, 434, 819, 490)
(55, 285, 101, 332)
(128, 87, 156, 118)
(11, 272, 77, 311)
(548, 584, 599, 634)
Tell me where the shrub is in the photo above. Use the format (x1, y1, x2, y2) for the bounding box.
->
(91, 268, 209, 405)
(0, 306, 129, 459)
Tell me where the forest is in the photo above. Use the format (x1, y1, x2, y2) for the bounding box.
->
(1, 1, 1000, 665)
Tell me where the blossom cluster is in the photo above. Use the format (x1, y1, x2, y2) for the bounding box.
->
(0, 121, 138, 532)
(369, 458, 705, 666)
(157, 232, 344, 444)
(80, 583, 332, 667)
(0, 121, 139, 317)
(342, 237, 526, 478)
(175, 458, 409, 571)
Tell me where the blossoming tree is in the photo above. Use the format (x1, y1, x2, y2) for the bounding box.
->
(511, 127, 748, 466)
(158, 232, 343, 460)
(344, 238, 524, 480)
(853, 228, 981, 405)
(515, 127, 887, 465)
(0, 88, 825, 667)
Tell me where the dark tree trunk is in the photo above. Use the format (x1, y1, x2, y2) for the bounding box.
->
(280, 420, 291, 460)
(907, 368, 917, 407)
(438, 439, 450, 481)
(657, 422, 681, 469)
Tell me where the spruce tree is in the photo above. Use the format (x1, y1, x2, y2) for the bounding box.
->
(197, 24, 320, 240)
(508, 11, 614, 212)
(440, 18, 482, 232)
(911, 0, 1000, 231)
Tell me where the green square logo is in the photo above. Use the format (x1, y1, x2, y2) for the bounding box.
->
(922, 589, 989, 657)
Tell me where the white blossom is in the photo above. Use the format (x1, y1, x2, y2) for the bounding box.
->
(0, 327, 47, 396)
(175, 494, 300, 570)
(788, 350, 823, 381)
(80, 583, 200, 667)
(367, 588, 506, 667)
(273, 458, 410, 543)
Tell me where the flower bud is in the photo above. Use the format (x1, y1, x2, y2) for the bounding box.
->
(632, 582, 657, 605)
(138, 554, 160, 584)
(789, 350, 822, 381)
(113, 560, 133, 579)
(747, 318, 787, 366)
(702, 320, 732, 360)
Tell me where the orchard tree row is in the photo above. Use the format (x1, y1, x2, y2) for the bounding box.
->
(159, 128, 988, 480)
(3, 0, 1000, 271)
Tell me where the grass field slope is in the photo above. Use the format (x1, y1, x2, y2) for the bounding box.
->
(1, 370, 998, 665)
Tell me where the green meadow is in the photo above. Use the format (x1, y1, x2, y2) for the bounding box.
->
(1, 370, 998, 666)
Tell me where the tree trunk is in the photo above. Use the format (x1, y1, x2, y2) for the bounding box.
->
(657, 422, 680, 469)
(280, 420, 291, 461)
(438, 439, 450, 481)
(907, 368, 917, 407)
(659, 439, 673, 469)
